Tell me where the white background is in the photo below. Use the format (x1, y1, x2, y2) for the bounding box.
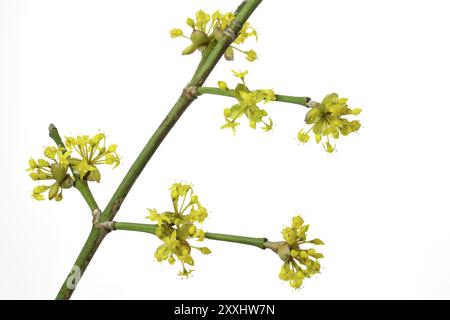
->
(1, 0, 450, 299)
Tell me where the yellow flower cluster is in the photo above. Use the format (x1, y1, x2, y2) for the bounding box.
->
(27, 147, 73, 201)
(146, 183, 211, 277)
(297, 93, 362, 153)
(65, 133, 120, 182)
(277, 215, 324, 289)
(170, 10, 257, 62)
(28, 133, 120, 201)
(220, 70, 275, 132)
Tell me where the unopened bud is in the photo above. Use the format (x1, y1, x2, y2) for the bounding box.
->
(60, 175, 74, 189)
(51, 163, 67, 183)
(190, 30, 209, 47)
(48, 183, 59, 200)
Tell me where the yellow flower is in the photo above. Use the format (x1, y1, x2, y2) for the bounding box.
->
(232, 69, 248, 80)
(217, 81, 228, 90)
(220, 70, 275, 132)
(27, 147, 74, 201)
(297, 129, 310, 143)
(65, 133, 120, 181)
(32, 185, 50, 201)
(28, 132, 120, 201)
(147, 183, 211, 277)
(245, 49, 257, 62)
(298, 93, 362, 153)
(170, 28, 184, 38)
(171, 10, 258, 62)
(275, 215, 324, 289)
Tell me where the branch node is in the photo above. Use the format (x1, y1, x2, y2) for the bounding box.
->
(92, 208, 101, 226)
(222, 19, 242, 42)
(92, 209, 115, 233)
(111, 198, 124, 216)
(97, 221, 116, 233)
(229, 19, 243, 32)
(223, 28, 237, 41)
(183, 85, 199, 100)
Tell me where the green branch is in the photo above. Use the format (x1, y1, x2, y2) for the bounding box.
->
(113, 222, 267, 249)
(197, 87, 311, 107)
(205, 232, 267, 249)
(54, 0, 264, 300)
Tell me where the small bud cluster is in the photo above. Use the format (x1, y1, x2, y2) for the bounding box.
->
(146, 183, 211, 277)
(220, 70, 276, 131)
(170, 10, 257, 62)
(277, 215, 324, 289)
(27, 133, 120, 201)
(298, 93, 362, 153)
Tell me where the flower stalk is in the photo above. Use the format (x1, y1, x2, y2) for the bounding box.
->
(197, 86, 312, 108)
(113, 222, 267, 249)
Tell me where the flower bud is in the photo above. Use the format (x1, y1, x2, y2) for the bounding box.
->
(107, 144, 117, 153)
(29, 173, 39, 181)
(186, 17, 195, 29)
(199, 247, 211, 255)
(171, 188, 178, 199)
(170, 28, 183, 38)
(91, 133, 105, 145)
(182, 43, 197, 55)
(351, 108, 362, 115)
(48, 183, 60, 200)
(292, 216, 304, 228)
(38, 159, 50, 168)
(28, 159, 38, 169)
(224, 47, 234, 61)
(310, 238, 325, 245)
(60, 175, 74, 189)
(300, 250, 308, 259)
(51, 163, 67, 183)
(218, 81, 228, 90)
(190, 30, 209, 47)
(188, 225, 196, 235)
(245, 50, 257, 62)
(190, 195, 198, 204)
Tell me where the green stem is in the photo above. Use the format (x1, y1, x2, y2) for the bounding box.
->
(54, 0, 263, 300)
(205, 232, 266, 249)
(115, 222, 157, 234)
(73, 180, 98, 212)
(114, 222, 267, 249)
(197, 87, 311, 107)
